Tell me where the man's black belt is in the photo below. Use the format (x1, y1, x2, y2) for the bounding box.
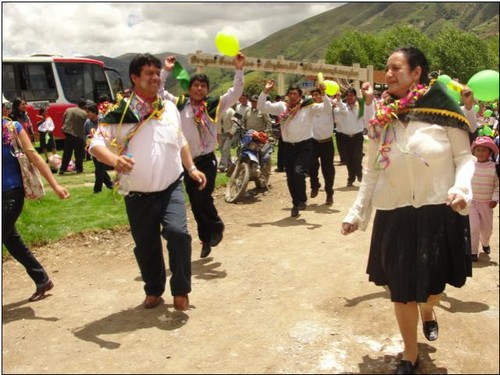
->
(193, 152, 215, 163)
(285, 138, 312, 146)
(338, 132, 363, 138)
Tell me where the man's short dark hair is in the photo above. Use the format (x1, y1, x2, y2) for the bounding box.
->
(310, 88, 321, 95)
(345, 87, 357, 96)
(129, 53, 162, 86)
(287, 84, 302, 97)
(86, 104, 98, 115)
(189, 73, 210, 90)
(78, 98, 87, 108)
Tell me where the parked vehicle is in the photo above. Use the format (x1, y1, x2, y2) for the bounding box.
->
(225, 129, 274, 203)
(2, 54, 123, 142)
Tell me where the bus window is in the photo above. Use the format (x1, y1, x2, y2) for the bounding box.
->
(2, 64, 17, 100)
(27, 63, 57, 101)
(55, 62, 113, 104)
(2, 62, 57, 102)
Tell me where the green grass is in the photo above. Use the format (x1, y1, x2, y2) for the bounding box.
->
(4, 148, 239, 253)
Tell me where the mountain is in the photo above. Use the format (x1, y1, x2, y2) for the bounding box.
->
(243, 2, 499, 61)
(88, 2, 499, 90)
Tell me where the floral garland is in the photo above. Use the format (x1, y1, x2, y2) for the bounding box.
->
(368, 84, 428, 170)
(192, 100, 213, 148)
(277, 100, 302, 125)
(2, 117, 14, 145)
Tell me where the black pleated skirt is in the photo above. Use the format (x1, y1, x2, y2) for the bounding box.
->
(367, 204, 472, 303)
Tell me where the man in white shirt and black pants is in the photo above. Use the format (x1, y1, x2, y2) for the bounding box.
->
(258, 81, 332, 217)
(334, 87, 367, 187)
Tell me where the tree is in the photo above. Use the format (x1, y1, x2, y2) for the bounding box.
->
(429, 26, 495, 83)
(325, 31, 379, 68)
(379, 24, 431, 66)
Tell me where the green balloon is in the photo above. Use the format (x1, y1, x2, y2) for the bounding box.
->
(437, 74, 452, 85)
(493, 103, 497, 109)
(484, 109, 493, 117)
(474, 104, 480, 113)
(446, 86, 461, 103)
(467, 70, 500, 102)
(478, 128, 485, 136)
(483, 126, 493, 136)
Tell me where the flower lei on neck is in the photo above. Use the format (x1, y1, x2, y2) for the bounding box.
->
(2, 117, 14, 145)
(192, 100, 213, 148)
(368, 84, 428, 170)
(105, 91, 165, 155)
(277, 100, 302, 126)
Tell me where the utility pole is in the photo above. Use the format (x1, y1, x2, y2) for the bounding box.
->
(188, 51, 373, 96)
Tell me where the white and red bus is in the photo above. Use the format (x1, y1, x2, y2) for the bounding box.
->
(2, 54, 123, 142)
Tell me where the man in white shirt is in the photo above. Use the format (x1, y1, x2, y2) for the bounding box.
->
(160, 54, 246, 258)
(334, 87, 367, 187)
(90, 53, 206, 312)
(258, 81, 332, 217)
(309, 88, 335, 205)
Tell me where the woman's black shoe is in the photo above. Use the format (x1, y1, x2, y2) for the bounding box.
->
(423, 320, 438, 341)
(395, 359, 419, 374)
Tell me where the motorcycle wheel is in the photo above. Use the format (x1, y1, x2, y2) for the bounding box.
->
(255, 161, 271, 189)
(225, 161, 250, 203)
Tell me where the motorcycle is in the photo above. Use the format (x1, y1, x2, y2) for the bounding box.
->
(225, 129, 274, 203)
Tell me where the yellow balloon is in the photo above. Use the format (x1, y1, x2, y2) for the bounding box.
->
(215, 31, 240, 57)
(324, 80, 339, 96)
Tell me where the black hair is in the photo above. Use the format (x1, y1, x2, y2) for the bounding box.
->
(78, 98, 87, 108)
(393, 46, 430, 85)
(189, 73, 210, 90)
(12, 96, 25, 112)
(98, 94, 110, 103)
(129, 53, 162, 86)
(345, 87, 357, 96)
(287, 84, 302, 96)
(86, 104, 98, 114)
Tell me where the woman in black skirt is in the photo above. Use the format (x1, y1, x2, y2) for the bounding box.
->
(341, 46, 475, 374)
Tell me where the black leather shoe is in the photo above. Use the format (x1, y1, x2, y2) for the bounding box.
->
(326, 194, 333, 205)
(210, 231, 223, 247)
(471, 253, 478, 262)
(297, 202, 307, 211)
(482, 245, 491, 254)
(395, 359, 419, 374)
(291, 206, 299, 217)
(310, 188, 318, 198)
(29, 280, 54, 302)
(200, 243, 212, 258)
(423, 320, 438, 341)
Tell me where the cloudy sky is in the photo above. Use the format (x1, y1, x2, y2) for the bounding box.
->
(2, 2, 343, 58)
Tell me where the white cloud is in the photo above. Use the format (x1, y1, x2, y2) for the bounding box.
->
(1, 2, 342, 57)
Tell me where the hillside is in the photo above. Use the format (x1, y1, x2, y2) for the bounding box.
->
(88, 2, 498, 91)
(243, 2, 499, 61)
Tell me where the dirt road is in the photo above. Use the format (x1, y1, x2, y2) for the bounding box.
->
(2, 166, 499, 374)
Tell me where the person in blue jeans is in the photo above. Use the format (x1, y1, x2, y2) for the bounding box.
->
(2, 99, 70, 302)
